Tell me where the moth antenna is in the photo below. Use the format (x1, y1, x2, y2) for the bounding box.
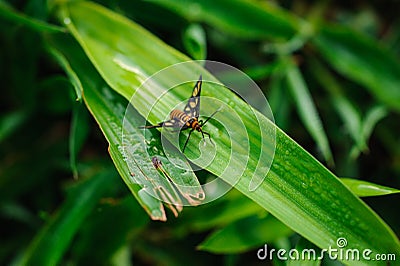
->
(202, 106, 222, 125)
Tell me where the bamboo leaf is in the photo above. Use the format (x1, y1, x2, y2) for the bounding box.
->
(53, 2, 400, 263)
(198, 215, 292, 253)
(69, 103, 90, 179)
(361, 106, 388, 142)
(349, 105, 388, 158)
(47, 45, 83, 100)
(48, 36, 199, 221)
(151, 0, 299, 40)
(309, 58, 366, 153)
(341, 178, 400, 197)
(153, 0, 400, 114)
(285, 61, 334, 165)
(313, 25, 400, 112)
(0, 110, 28, 142)
(0, 1, 64, 33)
(176, 190, 265, 233)
(182, 23, 207, 60)
(19, 170, 117, 266)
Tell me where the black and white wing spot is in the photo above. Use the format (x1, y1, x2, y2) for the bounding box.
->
(162, 118, 185, 129)
(183, 75, 202, 118)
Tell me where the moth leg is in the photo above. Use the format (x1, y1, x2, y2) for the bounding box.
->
(182, 128, 194, 152)
(201, 107, 222, 126)
(139, 122, 164, 129)
(203, 131, 214, 146)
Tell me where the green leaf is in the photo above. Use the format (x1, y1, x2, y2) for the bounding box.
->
(47, 44, 83, 100)
(309, 58, 365, 152)
(70, 196, 148, 264)
(19, 169, 117, 266)
(47, 36, 167, 221)
(268, 67, 291, 130)
(0, 1, 64, 33)
(341, 178, 400, 197)
(109, 145, 167, 221)
(313, 25, 400, 112)
(361, 105, 388, 143)
(309, 58, 389, 159)
(182, 23, 207, 60)
(349, 105, 388, 158)
(69, 103, 90, 179)
(54, 2, 400, 263)
(48, 34, 204, 220)
(0, 110, 28, 142)
(177, 190, 265, 233)
(285, 61, 334, 165)
(151, 0, 299, 40)
(244, 60, 282, 81)
(198, 215, 292, 253)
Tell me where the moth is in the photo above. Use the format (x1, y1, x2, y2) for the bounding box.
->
(141, 75, 218, 152)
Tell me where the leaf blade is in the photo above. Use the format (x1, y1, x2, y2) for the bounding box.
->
(285, 61, 334, 165)
(151, 0, 299, 40)
(198, 215, 292, 254)
(55, 2, 400, 262)
(313, 25, 400, 112)
(341, 178, 400, 197)
(19, 170, 117, 266)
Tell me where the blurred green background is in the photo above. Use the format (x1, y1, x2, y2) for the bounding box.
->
(1, 0, 400, 265)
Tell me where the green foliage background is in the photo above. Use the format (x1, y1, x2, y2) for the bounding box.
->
(1, 0, 400, 265)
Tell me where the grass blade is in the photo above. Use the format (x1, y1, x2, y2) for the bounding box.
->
(151, 0, 299, 40)
(19, 170, 116, 266)
(0, 2, 64, 33)
(198, 215, 292, 253)
(341, 178, 400, 197)
(313, 25, 400, 112)
(285, 61, 334, 165)
(361, 106, 388, 143)
(182, 23, 207, 61)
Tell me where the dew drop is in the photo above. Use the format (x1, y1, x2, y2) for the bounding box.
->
(63, 18, 71, 25)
